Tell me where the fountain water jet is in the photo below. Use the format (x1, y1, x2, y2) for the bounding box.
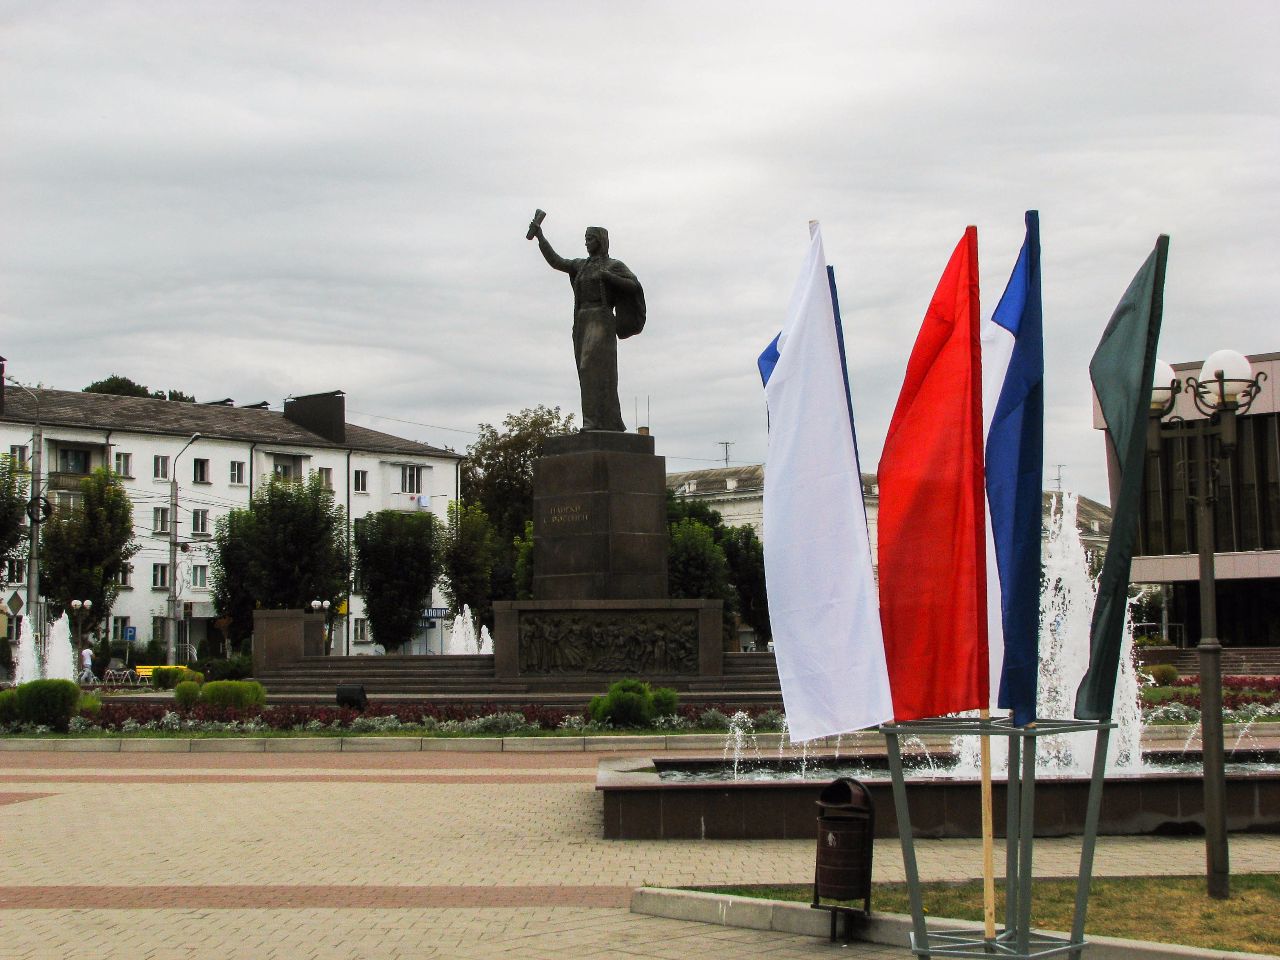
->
(44, 613, 75, 682)
(14, 614, 39, 683)
(955, 491, 1143, 777)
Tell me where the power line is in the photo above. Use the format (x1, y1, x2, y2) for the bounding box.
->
(348, 409, 478, 436)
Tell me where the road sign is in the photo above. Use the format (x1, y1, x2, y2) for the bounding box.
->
(7, 591, 23, 615)
(124, 626, 137, 642)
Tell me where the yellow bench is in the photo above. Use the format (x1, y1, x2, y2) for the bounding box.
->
(132, 665, 168, 684)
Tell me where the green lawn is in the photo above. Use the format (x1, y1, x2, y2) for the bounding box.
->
(692, 875, 1280, 956)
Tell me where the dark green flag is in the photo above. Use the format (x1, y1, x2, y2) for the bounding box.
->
(1074, 236, 1168, 721)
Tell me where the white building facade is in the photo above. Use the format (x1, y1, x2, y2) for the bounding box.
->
(1, 383, 460, 661)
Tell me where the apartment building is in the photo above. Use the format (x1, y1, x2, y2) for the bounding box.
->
(0, 381, 461, 658)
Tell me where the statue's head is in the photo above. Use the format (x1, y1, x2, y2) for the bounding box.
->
(584, 226, 609, 257)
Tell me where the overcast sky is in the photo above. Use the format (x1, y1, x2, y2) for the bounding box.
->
(3, 3, 1277, 502)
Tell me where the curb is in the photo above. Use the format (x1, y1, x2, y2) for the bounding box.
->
(629, 888, 1280, 960)
(0, 722, 1276, 753)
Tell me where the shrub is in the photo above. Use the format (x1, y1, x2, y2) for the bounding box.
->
(151, 667, 184, 690)
(0, 688, 17, 726)
(650, 686, 679, 717)
(697, 708, 729, 730)
(15, 679, 82, 732)
(173, 681, 201, 710)
(589, 678, 658, 728)
(199, 680, 266, 710)
(1146, 664, 1178, 686)
(754, 708, 786, 732)
(77, 693, 102, 716)
(196, 655, 253, 682)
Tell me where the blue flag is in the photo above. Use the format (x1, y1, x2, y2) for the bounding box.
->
(983, 211, 1043, 727)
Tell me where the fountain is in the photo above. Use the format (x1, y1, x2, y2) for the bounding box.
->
(44, 614, 76, 681)
(595, 491, 1280, 839)
(14, 613, 39, 684)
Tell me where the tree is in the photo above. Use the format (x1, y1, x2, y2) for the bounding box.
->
(0, 453, 28, 565)
(719, 524, 770, 647)
(353, 511, 441, 652)
(461, 405, 575, 609)
(83, 375, 152, 398)
(440, 501, 499, 625)
(210, 473, 348, 628)
(39, 468, 138, 637)
(210, 509, 257, 648)
(83, 375, 195, 402)
(512, 520, 535, 601)
(462, 405, 575, 547)
(668, 518, 737, 643)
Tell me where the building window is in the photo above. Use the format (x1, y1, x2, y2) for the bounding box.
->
(153, 507, 170, 533)
(154, 455, 169, 480)
(229, 461, 245, 485)
(191, 565, 208, 589)
(58, 448, 91, 474)
(318, 467, 333, 489)
(152, 564, 169, 589)
(354, 469, 368, 493)
(191, 509, 209, 535)
(9, 445, 28, 471)
(354, 618, 368, 643)
(152, 616, 166, 642)
(112, 616, 130, 643)
(116, 564, 133, 588)
(5, 558, 25, 584)
(193, 458, 210, 483)
(401, 465, 422, 494)
(114, 452, 133, 477)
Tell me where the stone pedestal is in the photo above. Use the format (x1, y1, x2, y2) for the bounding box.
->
(493, 431, 724, 681)
(533, 431, 667, 601)
(251, 609, 326, 675)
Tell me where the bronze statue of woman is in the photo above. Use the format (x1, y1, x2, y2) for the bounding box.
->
(528, 214, 645, 432)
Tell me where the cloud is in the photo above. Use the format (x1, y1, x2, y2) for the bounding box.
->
(2, 3, 1277, 499)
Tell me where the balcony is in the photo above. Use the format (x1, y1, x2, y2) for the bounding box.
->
(46, 471, 91, 492)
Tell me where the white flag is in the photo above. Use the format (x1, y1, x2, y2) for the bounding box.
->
(759, 223, 893, 742)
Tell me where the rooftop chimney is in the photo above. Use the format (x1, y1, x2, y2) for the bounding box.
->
(283, 390, 346, 444)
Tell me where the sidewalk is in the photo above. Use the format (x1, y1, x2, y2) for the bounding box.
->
(1, 745, 1275, 959)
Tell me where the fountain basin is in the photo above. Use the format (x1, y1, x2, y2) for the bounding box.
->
(596, 752, 1280, 840)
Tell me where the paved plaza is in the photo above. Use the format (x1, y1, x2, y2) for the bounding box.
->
(1, 745, 1276, 959)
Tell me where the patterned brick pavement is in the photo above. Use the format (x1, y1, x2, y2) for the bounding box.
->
(1, 745, 1276, 959)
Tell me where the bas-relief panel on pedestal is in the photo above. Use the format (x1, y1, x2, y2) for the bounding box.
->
(517, 610, 698, 675)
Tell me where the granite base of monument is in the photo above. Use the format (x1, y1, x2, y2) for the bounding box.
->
(493, 430, 724, 681)
(532, 430, 668, 601)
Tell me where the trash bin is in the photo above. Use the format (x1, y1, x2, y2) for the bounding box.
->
(812, 777, 874, 940)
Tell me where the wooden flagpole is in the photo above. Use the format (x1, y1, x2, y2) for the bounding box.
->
(980, 708, 996, 940)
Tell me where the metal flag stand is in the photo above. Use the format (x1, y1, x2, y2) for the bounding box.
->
(881, 716, 1114, 960)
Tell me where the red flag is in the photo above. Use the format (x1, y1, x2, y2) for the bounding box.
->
(878, 227, 988, 721)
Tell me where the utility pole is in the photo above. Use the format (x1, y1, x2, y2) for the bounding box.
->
(168, 433, 200, 666)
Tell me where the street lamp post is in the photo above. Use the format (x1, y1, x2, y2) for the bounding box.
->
(1148, 350, 1266, 901)
(310, 599, 332, 655)
(168, 433, 201, 666)
(5, 376, 46, 677)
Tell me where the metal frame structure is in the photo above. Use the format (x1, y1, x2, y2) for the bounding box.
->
(881, 716, 1114, 960)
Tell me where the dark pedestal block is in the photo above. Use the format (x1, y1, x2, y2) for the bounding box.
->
(532, 431, 667, 601)
(252, 609, 326, 675)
